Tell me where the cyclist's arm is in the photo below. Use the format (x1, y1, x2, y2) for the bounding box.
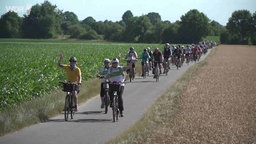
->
(78, 75, 82, 85)
(58, 53, 64, 68)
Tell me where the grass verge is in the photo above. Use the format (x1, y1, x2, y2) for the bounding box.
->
(106, 49, 216, 144)
(0, 78, 101, 136)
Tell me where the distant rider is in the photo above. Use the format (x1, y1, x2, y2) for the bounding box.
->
(125, 47, 138, 74)
(140, 49, 151, 77)
(97, 58, 111, 108)
(162, 43, 171, 70)
(152, 48, 163, 77)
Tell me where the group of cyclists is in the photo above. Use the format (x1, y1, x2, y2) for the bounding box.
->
(57, 40, 216, 118)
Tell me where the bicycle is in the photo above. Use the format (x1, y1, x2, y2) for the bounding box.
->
(175, 56, 181, 70)
(109, 82, 120, 122)
(61, 82, 78, 121)
(97, 75, 110, 114)
(153, 61, 161, 82)
(127, 59, 137, 82)
(142, 61, 149, 78)
(163, 58, 169, 76)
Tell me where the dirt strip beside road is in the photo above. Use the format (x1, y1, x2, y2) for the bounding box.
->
(152, 45, 256, 143)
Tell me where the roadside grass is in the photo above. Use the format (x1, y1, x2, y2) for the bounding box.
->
(107, 49, 215, 144)
(0, 78, 101, 136)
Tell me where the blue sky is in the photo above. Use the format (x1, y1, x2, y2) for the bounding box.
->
(0, 0, 255, 25)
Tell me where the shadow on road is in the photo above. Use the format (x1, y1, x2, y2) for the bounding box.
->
(73, 118, 112, 123)
(79, 110, 103, 115)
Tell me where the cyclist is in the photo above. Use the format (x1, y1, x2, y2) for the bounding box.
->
(106, 58, 127, 117)
(162, 43, 171, 70)
(140, 49, 151, 77)
(58, 53, 82, 111)
(147, 47, 153, 71)
(173, 45, 183, 67)
(185, 45, 192, 63)
(97, 58, 111, 108)
(152, 48, 163, 78)
(125, 47, 138, 74)
(192, 44, 200, 61)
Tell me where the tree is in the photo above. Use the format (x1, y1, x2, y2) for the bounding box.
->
(226, 10, 252, 44)
(122, 10, 133, 26)
(161, 22, 180, 43)
(81, 16, 96, 29)
(251, 12, 256, 45)
(209, 20, 225, 36)
(61, 11, 79, 35)
(0, 11, 22, 38)
(146, 12, 161, 25)
(178, 9, 210, 43)
(22, 1, 61, 38)
(103, 21, 124, 41)
(135, 16, 153, 42)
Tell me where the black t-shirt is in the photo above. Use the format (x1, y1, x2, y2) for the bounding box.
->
(153, 51, 162, 62)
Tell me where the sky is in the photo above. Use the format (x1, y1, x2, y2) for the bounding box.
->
(0, 0, 255, 26)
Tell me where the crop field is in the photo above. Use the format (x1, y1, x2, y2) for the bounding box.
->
(0, 39, 161, 110)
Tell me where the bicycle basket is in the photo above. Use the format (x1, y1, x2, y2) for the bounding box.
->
(109, 84, 120, 91)
(62, 82, 76, 92)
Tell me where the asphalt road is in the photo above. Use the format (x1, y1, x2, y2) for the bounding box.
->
(0, 52, 210, 144)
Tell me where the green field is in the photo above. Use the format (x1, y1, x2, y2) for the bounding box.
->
(0, 39, 162, 110)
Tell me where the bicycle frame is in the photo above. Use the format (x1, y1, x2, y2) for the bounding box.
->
(61, 82, 78, 121)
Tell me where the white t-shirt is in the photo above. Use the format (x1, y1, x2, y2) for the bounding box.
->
(108, 66, 125, 86)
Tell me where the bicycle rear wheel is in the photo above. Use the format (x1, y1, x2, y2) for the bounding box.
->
(70, 96, 74, 119)
(129, 68, 135, 82)
(155, 65, 159, 82)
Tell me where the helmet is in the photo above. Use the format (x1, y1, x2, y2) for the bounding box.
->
(111, 58, 119, 64)
(130, 47, 134, 51)
(155, 48, 159, 51)
(69, 57, 77, 62)
(165, 43, 170, 47)
(104, 58, 111, 63)
(147, 47, 150, 50)
(144, 49, 147, 52)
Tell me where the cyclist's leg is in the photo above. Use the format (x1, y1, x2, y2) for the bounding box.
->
(159, 62, 162, 74)
(141, 61, 144, 76)
(108, 84, 114, 107)
(72, 90, 78, 111)
(117, 85, 124, 116)
(100, 83, 104, 108)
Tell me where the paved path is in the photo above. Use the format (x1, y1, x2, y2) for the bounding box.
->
(0, 51, 210, 144)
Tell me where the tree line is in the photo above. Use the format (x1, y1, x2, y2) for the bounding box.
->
(0, 1, 255, 44)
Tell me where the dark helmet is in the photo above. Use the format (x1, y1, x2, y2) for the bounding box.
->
(130, 47, 134, 51)
(69, 57, 77, 62)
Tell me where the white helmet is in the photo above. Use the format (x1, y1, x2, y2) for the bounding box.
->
(104, 58, 111, 63)
(111, 58, 119, 63)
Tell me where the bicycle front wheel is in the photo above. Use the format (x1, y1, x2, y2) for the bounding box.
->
(64, 95, 70, 121)
(112, 95, 119, 122)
